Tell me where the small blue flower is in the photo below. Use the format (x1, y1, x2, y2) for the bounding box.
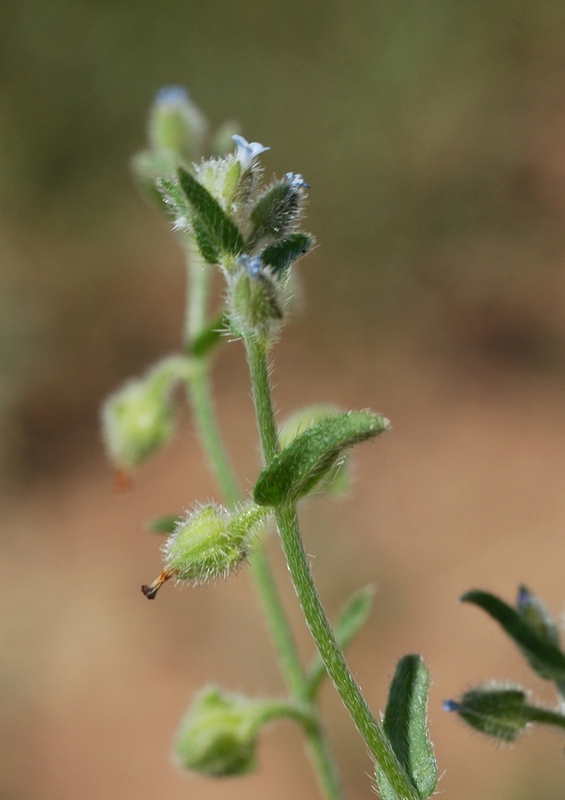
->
(232, 135, 270, 170)
(285, 172, 310, 190)
(442, 700, 460, 713)
(155, 86, 191, 106)
(238, 254, 262, 278)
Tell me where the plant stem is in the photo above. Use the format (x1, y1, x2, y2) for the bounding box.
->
(185, 358, 240, 506)
(244, 333, 279, 463)
(184, 239, 212, 345)
(185, 332, 344, 799)
(524, 705, 565, 729)
(243, 332, 418, 800)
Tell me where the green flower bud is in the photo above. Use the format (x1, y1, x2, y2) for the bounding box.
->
(131, 88, 209, 210)
(516, 585, 560, 648)
(148, 86, 207, 162)
(248, 177, 304, 248)
(444, 684, 529, 742)
(141, 503, 269, 598)
(195, 156, 244, 213)
(101, 357, 191, 473)
(173, 687, 264, 777)
(230, 265, 283, 339)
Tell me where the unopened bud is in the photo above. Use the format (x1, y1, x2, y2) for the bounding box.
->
(101, 356, 190, 473)
(230, 262, 284, 337)
(142, 503, 269, 598)
(444, 684, 529, 742)
(148, 86, 207, 162)
(516, 585, 560, 648)
(195, 155, 244, 212)
(174, 686, 263, 777)
(102, 380, 172, 473)
(248, 175, 306, 248)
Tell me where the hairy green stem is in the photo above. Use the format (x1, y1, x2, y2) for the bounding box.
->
(185, 359, 240, 506)
(185, 333, 344, 799)
(257, 699, 317, 731)
(524, 705, 565, 729)
(244, 332, 418, 800)
(184, 239, 212, 345)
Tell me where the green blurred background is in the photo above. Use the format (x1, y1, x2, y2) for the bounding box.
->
(3, 1, 565, 798)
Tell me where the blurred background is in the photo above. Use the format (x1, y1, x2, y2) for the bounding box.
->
(3, 0, 565, 797)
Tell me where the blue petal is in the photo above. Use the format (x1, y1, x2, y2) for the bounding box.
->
(232, 135, 270, 169)
(155, 86, 191, 105)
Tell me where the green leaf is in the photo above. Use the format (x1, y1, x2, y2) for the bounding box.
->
(462, 590, 565, 684)
(261, 233, 313, 277)
(253, 411, 390, 507)
(158, 176, 192, 220)
(146, 514, 181, 534)
(192, 216, 220, 265)
(307, 585, 375, 697)
(178, 167, 244, 257)
(279, 405, 351, 497)
(188, 313, 227, 358)
(375, 655, 437, 800)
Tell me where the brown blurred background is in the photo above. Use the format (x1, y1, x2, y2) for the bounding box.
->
(3, 1, 565, 798)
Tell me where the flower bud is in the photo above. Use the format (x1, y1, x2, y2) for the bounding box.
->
(195, 155, 243, 212)
(444, 684, 529, 742)
(248, 175, 306, 249)
(102, 376, 173, 472)
(101, 357, 191, 474)
(148, 86, 207, 162)
(174, 687, 264, 777)
(141, 503, 269, 598)
(230, 260, 284, 338)
(516, 585, 560, 648)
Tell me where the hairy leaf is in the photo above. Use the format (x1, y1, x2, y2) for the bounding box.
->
(376, 655, 437, 800)
(253, 411, 390, 507)
(262, 233, 312, 276)
(178, 167, 244, 257)
(462, 590, 565, 684)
